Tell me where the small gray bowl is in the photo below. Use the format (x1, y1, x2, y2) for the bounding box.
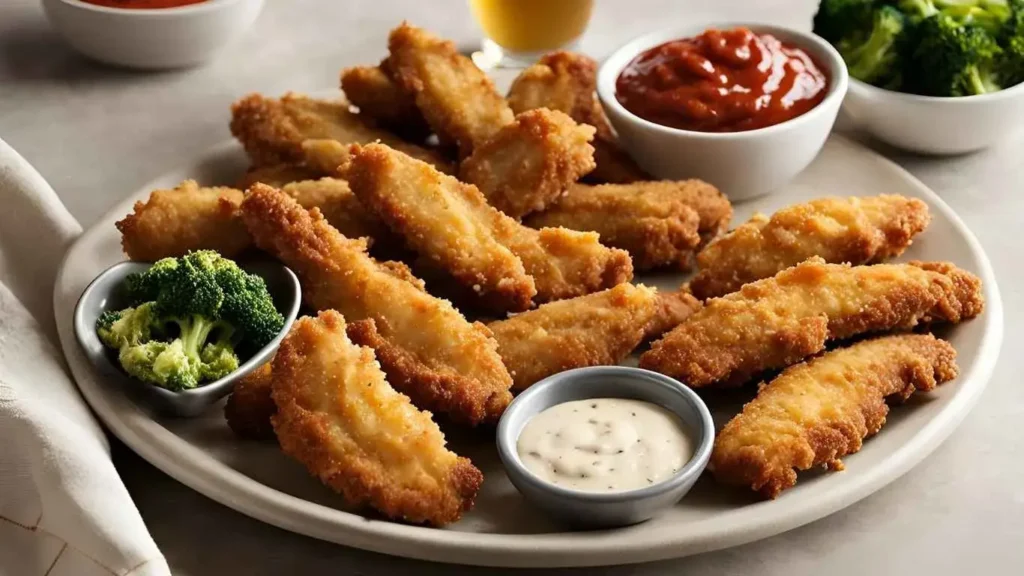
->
(73, 260, 301, 417)
(496, 366, 714, 529)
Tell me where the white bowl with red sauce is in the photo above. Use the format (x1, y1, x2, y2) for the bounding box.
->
(597, 23, 848, 202)
(843, 78, 1024, 155)
(41, 0, 264, 70)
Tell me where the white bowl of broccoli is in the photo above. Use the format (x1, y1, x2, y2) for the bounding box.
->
(816, 0, 1024, 154)
(74, 251, 301, 417)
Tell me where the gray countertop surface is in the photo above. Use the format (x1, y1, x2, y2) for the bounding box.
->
(1, 0, 1021, 574)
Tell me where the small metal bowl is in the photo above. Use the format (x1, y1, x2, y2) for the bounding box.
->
(73, 260, 300, 417)
(496, 366, 714, 529)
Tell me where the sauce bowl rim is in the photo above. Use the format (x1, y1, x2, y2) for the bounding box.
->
(495, 366, 715, 504)
(596, 22, 850, 140)
(55, 0, 250, 17)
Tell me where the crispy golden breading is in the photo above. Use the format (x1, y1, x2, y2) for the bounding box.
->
(459, 108, 596, 218)
(237, 163, 324, 189)
(639, 258, 984, 388)
(240, 184, 513, 425)
(643, 286, 703, 341)
(711, 334, 958, 498)
(224, 362, 276, 441)
(525, 182, 702, 270)
(229, 93, 451, 172)
(116, 180, 250, 261)
(344, 143, 536, 312)
(506, 51, 649, 184)
(279, 177, 400, 248)
(691, 195, 931, 299)
(271, 311, 482, 525)
(387, 23, 514, 157)
(343, 142, 632, 304)
(489, 283, 658, 391)
(340, 64, 430, 138)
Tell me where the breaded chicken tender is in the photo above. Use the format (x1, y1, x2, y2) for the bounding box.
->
(387, 23, 514, 157)
(691, 195, 931, 299)
(278, 177, 402, 251)
(524, 182, 702, 270)
(643, 286, 703, 341)
(489, 283, 657, 391)
(460, 108, 596, 218)
(229, 93, 451, 172)
(639, 258, 984, 387)
(343, 143, 632, 304)
(116, 180, 250, 261)
(340, 64, 430, 139)
(240, 184, 513, 425)
(224, 361, 276, 441)
(272, 311, 482, 525)
(345, 143, 535, 312)
(506, 51, 650, 184)
(711, 334, 958, 498)
(237, 163, 324, 189)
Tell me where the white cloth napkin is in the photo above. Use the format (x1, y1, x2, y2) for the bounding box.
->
(0, 138, 170, 576)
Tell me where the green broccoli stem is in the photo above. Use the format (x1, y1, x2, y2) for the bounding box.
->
(174, 315, 233, 359)
(967, 65, 1002, 93)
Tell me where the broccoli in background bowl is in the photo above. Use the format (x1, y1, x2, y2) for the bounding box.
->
(814, 0, 1024, 97)
(74, 252, 300, 417)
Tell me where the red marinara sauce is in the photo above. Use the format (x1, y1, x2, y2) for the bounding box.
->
(615, 27, 829, 133)
(80, 0, 208, 8)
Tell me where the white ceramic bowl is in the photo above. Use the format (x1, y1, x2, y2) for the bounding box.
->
(41, 0, 264, 70)
(842, 78, 1024, 155)
(597, 23, 849, 202)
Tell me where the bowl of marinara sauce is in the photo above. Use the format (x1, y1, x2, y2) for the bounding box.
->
(597, 24, 848, 201)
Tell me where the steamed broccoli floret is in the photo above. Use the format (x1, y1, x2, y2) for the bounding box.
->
(841, 6, 909, 84)
(96, 303, 159, 350)
(99, 251, 283, 391)
(814, 0, 879, 45)
(940, 0, 1012, 33)
(997, 0, 1024, 83)
(906, 13, 1004, 95)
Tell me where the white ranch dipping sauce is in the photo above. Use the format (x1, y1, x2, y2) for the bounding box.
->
(516, 398, 694, 493)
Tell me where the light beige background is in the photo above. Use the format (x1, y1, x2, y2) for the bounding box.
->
(1, 0, 1021, 574)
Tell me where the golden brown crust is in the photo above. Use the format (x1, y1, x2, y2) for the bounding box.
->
(239, 184, 513, 425)
(115, 180, 250, 261)
(237, 163, 324, 189)
(642, 286, 703, 341)
(340, 64, 430, 139)
(271, 311, 482, 525)
(525, 182, 702, 270)
(639, 258, 984, 387)
(224, 361, 276, 441)
(344, 143, 536, 312)
(459, 108, 596, 219)
(506, 51, 650, 184)
(488, 283, 657, 391)
(229, 92, 451, 172)
(710, 334, 958, 498)
(387, 23, 514, 157)
(691, 195, 931, 299)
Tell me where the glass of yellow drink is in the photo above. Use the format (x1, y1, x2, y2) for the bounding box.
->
(469, 0, 595, 68)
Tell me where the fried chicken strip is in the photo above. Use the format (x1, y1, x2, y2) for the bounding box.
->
(345, 143, 536, 312)
(229, 93, 451, 172)
(460, 108, 596, 218)
(507, 51, 650, 184)
(524, 182, 702, 270)
(240, 184, 512, 425)
(224, 361, 276, 441)
(691, 195, 931, 299)
(489, 283, 657, 391)
(711, 334, 958, 498)
(272, 311, 482, 525)
(340, 64, 430, 139)
(639, 258, 983, 387)
(387, 23, 514, 157)
(643, 286, 702, 341)
(343, 143, 632, 304)
(116, 180, 250, 261)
